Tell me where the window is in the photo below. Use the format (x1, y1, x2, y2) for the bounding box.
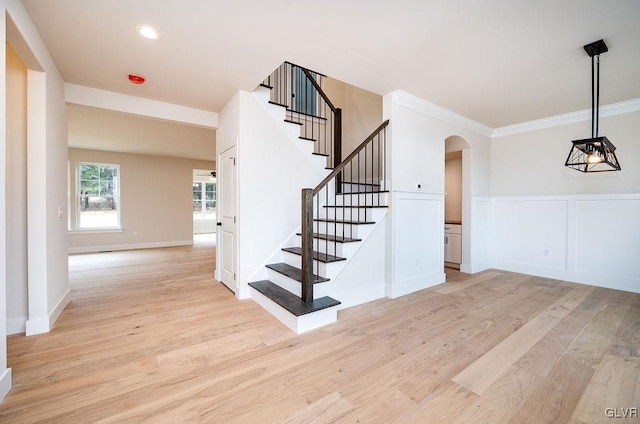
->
(193, 181, 216, 220)
(292, 67, 318, 116)
(77, 162, 120, 229)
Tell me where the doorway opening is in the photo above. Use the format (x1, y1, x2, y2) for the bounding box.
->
(192, 169, 217, 238)
(444, 135, 470, 273)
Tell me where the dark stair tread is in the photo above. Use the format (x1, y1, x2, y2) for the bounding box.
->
(296, 232, 362, 243)
(268, 100, 289, 108)
(287, 109, 327, 121)
(341, 181, 381, 187)
(323, 205, 388, 209)
(314, 218, 375, 225)
(312, 152, 329, 157)
(266, 263, 329, 283)
(249, 280, 340, 317)
(284, 119, 303, 126)
(336, 190, 390, 195)
(299, 136, 317, 142)
(259, 83, 273, 89)
(282, 247, 346, 263)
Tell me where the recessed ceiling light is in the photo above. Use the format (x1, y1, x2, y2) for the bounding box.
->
(136, 26, 160, 40)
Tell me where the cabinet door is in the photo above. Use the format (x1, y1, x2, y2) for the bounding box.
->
(449, 234, 462, 264)
(444, 235, 451, 262)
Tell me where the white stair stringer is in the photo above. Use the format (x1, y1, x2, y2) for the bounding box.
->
(252, 85, 328, 171)
(247, 83, 389, 333)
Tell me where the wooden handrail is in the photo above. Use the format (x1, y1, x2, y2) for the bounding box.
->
(311, 120, 389, 196)
(301, 68, 337, 113)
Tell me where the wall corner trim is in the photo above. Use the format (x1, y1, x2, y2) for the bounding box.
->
(391, 90, 493, 137)
(0, 368, 12, 404)
(24, 289, 71, 336)
(491, 98, 640, 138)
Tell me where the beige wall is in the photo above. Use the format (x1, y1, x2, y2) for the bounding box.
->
(5, 43, 28, 331)
(68, 148, 215, 252)
(323, 77, 383, 157)
(445, 154, 463, 222)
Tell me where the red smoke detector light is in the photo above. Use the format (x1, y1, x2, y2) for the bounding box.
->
(128, 74, 145, 84)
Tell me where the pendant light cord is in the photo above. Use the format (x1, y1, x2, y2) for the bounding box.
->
(595, 54, 600, 138)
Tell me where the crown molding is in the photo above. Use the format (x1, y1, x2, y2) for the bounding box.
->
(391, 90, 493, 137)
(492, 98, 640, 138)
(64, 83, 218, 129)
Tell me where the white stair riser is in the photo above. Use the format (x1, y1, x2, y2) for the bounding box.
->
(322, 208, 373, 221)
(249, 288, 338, 334)
(341, 182, 382, 193)
(334, 192, 388, 206)
(281, 251, 344, 280)
(313, 221, 365, 238)
(295, 137, 315, 156)
(265, 268, 331, 299)
(311, 155, 328, 169)
(312, 239, 360, 257)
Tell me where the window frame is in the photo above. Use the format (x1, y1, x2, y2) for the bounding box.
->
(192, 180, 216, 221)
(75, 161, 121, 230)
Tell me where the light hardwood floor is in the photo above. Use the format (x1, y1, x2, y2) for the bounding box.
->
(1, 238, 638, 423)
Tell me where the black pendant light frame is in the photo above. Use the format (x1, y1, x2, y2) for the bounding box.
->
(565, 39, 621, 172)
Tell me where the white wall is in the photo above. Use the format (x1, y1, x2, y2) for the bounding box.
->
(235, 90, 326, 298)
(0, 1, 10, 401)
(491, 111, 640, 196)
(68, 149, 215, 253)
(490, 110, 640, 293)
(5, 42, 28, 335)
(1, 0, 72, 401)
(383, 90, 492, 291)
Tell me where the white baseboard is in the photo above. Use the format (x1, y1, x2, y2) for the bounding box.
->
(493, 260, 640, 294)
(334, 284, 385, 310)
(0, 368, 12, 403)
(7, 317, 27, 335)
(69, 240, 194, 254)
(50, 289, 72, 328)
(25, 289, 71, 336)
(25, 317, 49, 336)
(460, 259, 490, 274)
(387, 272, 446, 299)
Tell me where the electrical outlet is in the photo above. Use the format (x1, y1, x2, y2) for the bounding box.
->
(133, 231, 139, 237)
(543, 248, 549, 257)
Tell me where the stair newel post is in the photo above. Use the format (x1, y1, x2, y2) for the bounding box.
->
(301, 188, 314, 304)
(334, 108, 343, 194)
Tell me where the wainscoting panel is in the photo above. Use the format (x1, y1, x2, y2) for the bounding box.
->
(491, 194, 640, 293)
(388, 191, 446, 298)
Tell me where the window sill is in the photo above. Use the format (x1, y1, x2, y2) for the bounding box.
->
(68, 228, 123, 235)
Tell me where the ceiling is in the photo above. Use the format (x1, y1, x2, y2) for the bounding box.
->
(21, 0, 640, 128)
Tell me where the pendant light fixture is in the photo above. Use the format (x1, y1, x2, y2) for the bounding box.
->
(565, 39, 621, 172)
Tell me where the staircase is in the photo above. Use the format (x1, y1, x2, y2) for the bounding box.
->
(248, 62, 389, 333)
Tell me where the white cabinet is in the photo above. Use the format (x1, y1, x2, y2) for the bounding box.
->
(444, 224, 462, 265)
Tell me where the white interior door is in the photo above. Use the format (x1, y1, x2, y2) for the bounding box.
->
(218, 146, 238, 294)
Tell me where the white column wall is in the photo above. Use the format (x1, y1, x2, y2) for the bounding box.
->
(5, 0, 70, 337)
(236, 90, 326, 299)
(383, 90, 493, 297)
(0, 0, 12, 402)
